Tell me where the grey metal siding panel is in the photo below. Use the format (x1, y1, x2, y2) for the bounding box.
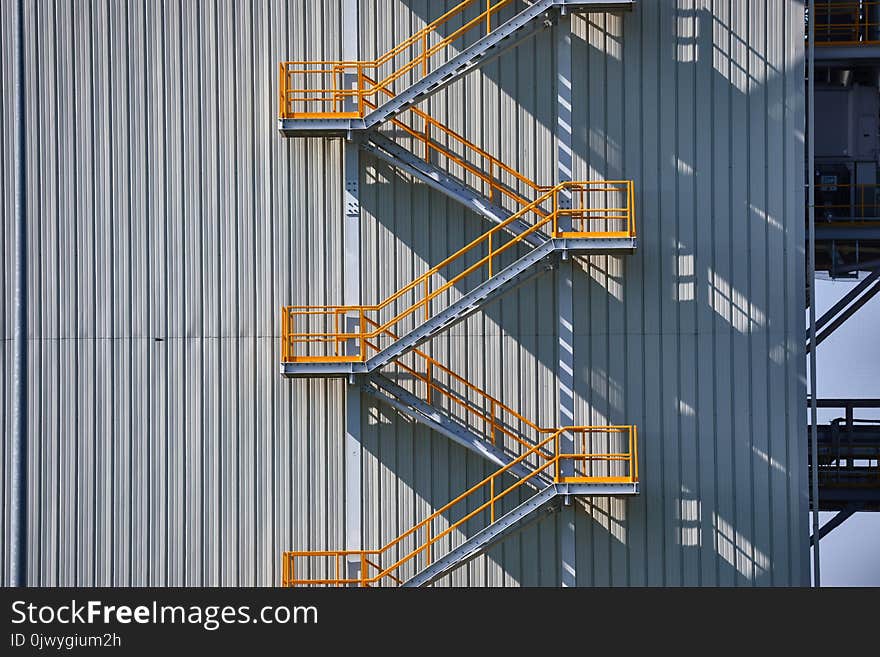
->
(2, 0, 806, 586)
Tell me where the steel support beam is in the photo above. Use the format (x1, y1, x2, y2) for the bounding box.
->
(555, 10, 577, 589)
(829, 257, 880, 275)
(342, 0, 362, 585)
(814, 43, 880, 62)
(812, 270, 880, 334)
(807, 0, 821, 587)
(812, 398, 880, 409)
(806, 271, 880, 352)
(810, 505, 860, 546)
(814, 225, 880, 240)
(363, 375, 546, 486)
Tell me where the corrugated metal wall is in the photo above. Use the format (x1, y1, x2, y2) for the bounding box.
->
(1, 0, 808, 586)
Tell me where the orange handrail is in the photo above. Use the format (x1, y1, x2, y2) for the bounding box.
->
(281, 180, 635, 363)
(362, 317, 551, 460)
(282, 424, 637, 587)
(815, 182, 880, 219)
(812, 1, 880, 46)
(362, 73, 541, 211)
(279, 0, 517, 119)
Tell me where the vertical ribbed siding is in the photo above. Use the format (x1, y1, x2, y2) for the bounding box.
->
(1, 0, 349, 586)
(0, 0, 806, 586)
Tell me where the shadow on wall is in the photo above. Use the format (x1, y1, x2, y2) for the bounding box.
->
(355, 1, 804, 585)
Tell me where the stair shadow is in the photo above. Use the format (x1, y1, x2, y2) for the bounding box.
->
(359, 395, 634, 585)
(348, 1, 805, 585)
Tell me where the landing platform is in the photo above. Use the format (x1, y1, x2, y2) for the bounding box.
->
(278, 117, 366, 137)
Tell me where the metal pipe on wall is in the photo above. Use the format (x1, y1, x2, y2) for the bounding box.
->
(807, 0, 821, 588)
(11, 0, 28, 587)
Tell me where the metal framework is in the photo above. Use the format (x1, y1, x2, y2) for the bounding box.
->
(807, 1, 880, 583)
(281, 186, 635, 368)
(809, 399, 880, 514)
(282, 428, 638, 587)
(806, 270, 880, 351)
(814, 1, 880, 46)
(277, 0, 639, 587)
(278, 0, 635, 135)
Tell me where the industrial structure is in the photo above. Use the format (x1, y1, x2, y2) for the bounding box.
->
(807, 1, 880, 547)
(4, 0, 854, 586)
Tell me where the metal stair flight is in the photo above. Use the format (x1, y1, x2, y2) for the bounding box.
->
(281, 180, 636, 377)
(357, 72, 544, 240)
(363, 373, 542, 484)
(283, 426, 638, 587)
(282, 316, 637, 586)
(279, 0, 635, 136)
(361, 132, 519, 232)
(278, 0, 642, 587)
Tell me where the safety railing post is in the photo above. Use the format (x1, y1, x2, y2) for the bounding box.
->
(581, 430, 587, 477)
(421, 33, 428, 77)
(281, 307, 288, 362)
(278, 63, 285, 119)
(486, 0, 491, 34)
(360, 553, 367, 587)
(628, 428, 633, 482)
(553, 187, 559, 236)
(426, 360, 433, 404)
(633, 425, 639, 481)
(489, 161, 496, 203)
(488, 232, 493, 278)
(555, 431, 561, 482)
(426, 521, 432, 566)
(357, 63, 365, 118)
(630, 181, 637, 236)
(424, 277, 430, 321)
(359, 310, 367, 362)
(490, 475, 495, 523)
(424, 118, 430, 161)
(489, 399, 497, 444)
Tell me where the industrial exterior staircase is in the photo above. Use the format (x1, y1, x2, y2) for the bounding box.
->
(282, 318, 638, 586)
(358, 73, 544, 237)
(283, 428, 638, 587)
(279, 0, 636, 136)
(281, 180, 636, 377)
(278, 0, 640, 586)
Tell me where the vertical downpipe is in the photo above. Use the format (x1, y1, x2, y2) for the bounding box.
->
(12, 0, 28, 587)
(807, 0, 821, 587)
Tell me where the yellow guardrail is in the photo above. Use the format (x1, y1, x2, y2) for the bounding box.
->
(279, 0, 516, 119)
(362, 73, 542, 209)
(281, 180, 635, 364)
(282, 425, 638, 587)
(813, 1, 880, 45)
(815, 182, 880, 218)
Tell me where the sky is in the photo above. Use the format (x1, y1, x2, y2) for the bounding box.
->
(808, 277, 880, 586)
